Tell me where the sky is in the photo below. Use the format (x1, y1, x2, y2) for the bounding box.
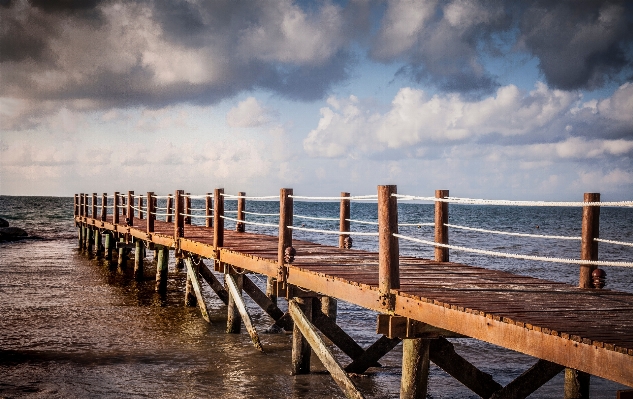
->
(1, 0, 633, 200)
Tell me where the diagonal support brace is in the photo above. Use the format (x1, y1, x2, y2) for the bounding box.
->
(225, 273, 264, 353)
(184, 258, 211, 323)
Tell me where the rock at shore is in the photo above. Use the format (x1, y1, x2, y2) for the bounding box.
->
(0, 227, 29, 241)
(0, 217, 8, 227)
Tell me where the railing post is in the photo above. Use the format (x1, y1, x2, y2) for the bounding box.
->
(80, 193, 85, 218)
(213, 188, 225, 248)
(138, 196, 144, 219)
(236, 191, 245, 232)
(74, 194, 79, 217)
(205, 193, 212, 228)
(121, 194, 126, 216)
(184, 193, 191, 225)
(174, 190, 184, 239)
(166, 194, 173, 223)
(434, 190, 449, 262)
(580, 193, 600, 288)
(101, 193, 107, 222)
(113, 192, 120, 224)
(147, 192, 155, 233)
(277, 188, 293, 292)
(378, 185, 399, 310)
(92, 193, 97, 219)
(127, 191, 134, 225)
(339, 192, 350, 248)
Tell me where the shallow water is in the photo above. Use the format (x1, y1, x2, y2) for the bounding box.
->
(0, 196, 631, 398)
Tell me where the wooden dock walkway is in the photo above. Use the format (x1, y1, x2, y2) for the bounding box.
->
(73, 188, 633, 399)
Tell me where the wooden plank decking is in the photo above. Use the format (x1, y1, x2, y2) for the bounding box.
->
(79, 214, 633, 387)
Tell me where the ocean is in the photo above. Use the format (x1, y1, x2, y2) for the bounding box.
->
(0, 195, 631, 398)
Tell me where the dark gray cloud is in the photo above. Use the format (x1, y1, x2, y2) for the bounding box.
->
(1, 0, 632, 116)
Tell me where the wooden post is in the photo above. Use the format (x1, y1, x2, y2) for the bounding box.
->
(79, 193, 84, 218)
(134, 239, 144, 280)
(184, 258, 211, 323)
(86, 225, 93, 254)
(225, 273, 264, 352)
(435, 190, 449, 262)
(121, 194, 126, 216)
(117, 236, 127, 269)
(564, 368, 591, 399)
(101, 193, 107, 222)
(138, 196, 144, 219)
(277, 188, 293, 290)
(155, 246, 168, 293)
(104, 232, 113, 262)
(236, 191, 245, 232)
(184, 193, 191, 225)
(213, 188, 224, 247)
(226, 269, 243, 333)
(95, 227, 102, 257)
(146, 192, 155, 233)
(205, 193, 212, 228)
(166, 194, 173, 223)
(400, 339, 431, 399)
(113, 192, 120, 224)
(174, 190, 184, 239)
(291, 297, 312, 375)
(92, 193, 97, 219)
(580, 193, 600, 288)
(127, 191, 134, 225)
(378, 185, 399, 310)
(74, 194, 79, 217)
(339, 192, 350, 248)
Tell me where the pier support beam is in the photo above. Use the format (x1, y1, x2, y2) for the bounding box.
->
(155, 246, 168, 293)
(94, 229, 102, 257)
(564, 368, 591, 399)
(134, 239, 144, 280)
(104, 232, 113, 261)
(86, 227, 93, 254)
(225, 272, 264, 352)
(291, 297, 312, 375)
(184, 257, 210, 323)
(400, 338, 430, 399)
(117, 236, 128, 270)
(226, 269, 243, 333)
(198, 262, 229, 305)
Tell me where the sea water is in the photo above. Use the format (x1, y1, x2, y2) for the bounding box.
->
(0, 195, 631, 398)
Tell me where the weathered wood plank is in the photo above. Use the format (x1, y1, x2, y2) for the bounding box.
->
(225, 273, 264, 352)
(184, 258, 210, 323)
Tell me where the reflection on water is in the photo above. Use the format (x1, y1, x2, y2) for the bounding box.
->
(0, 196, 631, 398)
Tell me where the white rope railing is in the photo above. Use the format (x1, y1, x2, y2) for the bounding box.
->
(221, 215, 277, 228)
(346, 218, 378, 225)
(293, 214, 339, 221)
(225, 210, 238, 214)
(395, 194, 633, 207)
(156, 207, 169, 210)
(445, 223, 581, 241)
(394, 234, 633, 267)
(289, 195, 378, 201)
(189, 208, 208, 212)
(151, 212, 174, 217)
(242, 211, 280, 217)
(288, 225, 379, 236)
(152, 195, 172, 199)
(180, 213, 213, 219)
(181, 194, 209, 199)
(221, 194, 279, 200)
(130, 206, 146, 213)
(595, 238, 633, 247)
(399, 222, 434, 227)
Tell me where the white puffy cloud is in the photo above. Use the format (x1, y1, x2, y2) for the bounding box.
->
(226, 97, 274, 128)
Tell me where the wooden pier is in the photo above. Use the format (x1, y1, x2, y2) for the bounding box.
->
(73, 187, 633, 399)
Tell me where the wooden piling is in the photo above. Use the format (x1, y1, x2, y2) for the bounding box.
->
(100, 193, 107, 222)
(291, 297, 312, 375)
(166, 194, 173, 223)
(205, 193, 212, 228)
(400, 339, 431, 399)
(95, 227, 102, 257)
(213, 188, 224, 247)
(86, 226, 93, 254)
(118, 236, 127, 269)
(564, 368, 591, 399)
(226, 273, 264, 351)
(339, 192, 350, 248)
(155, 246, 168, 293)
(277, 188, 293, 290)
(185, 258, 198, 307)
(121, 194, 126, 216)
(378, 185, 399, 309)
(134, 239, 144, 280)
(184, 193, 191, 225)
(435, 190, 449, 262)
(74, 194, 79, 218)
(579, 193, 600, 288)
(146, 192, 155, 233)
(127, 191, 134, 225)
(113, 192, 120, 224)
(184, 258, 211, 322)
(104, 232, 112, 261)
(226, 268, 243, 333)
(236, 191, 245, 232)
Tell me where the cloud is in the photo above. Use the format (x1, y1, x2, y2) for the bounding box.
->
(226, 97, 274, 128)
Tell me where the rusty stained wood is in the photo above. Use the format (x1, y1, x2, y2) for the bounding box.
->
(490, 359, 564, 399)
(288, 300, 365, 399)
(225, 273, 264, 352)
